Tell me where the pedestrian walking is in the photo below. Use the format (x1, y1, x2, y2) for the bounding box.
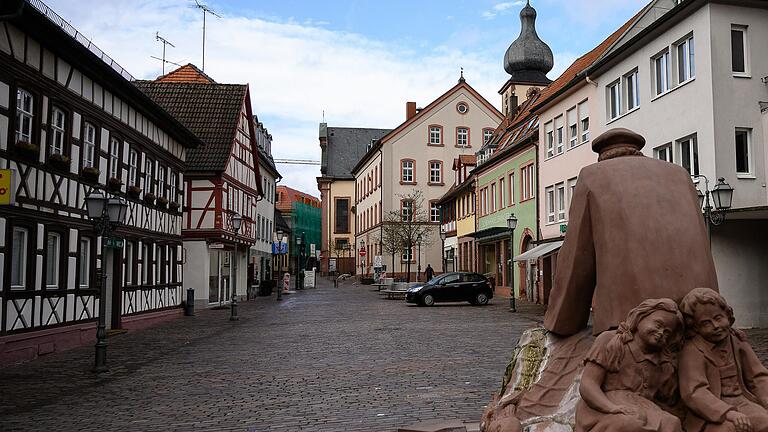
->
(424, 264, 434, 281)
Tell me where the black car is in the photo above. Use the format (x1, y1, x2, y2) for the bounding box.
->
(405, 272, 493, 306)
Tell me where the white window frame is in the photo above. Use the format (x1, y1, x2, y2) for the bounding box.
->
(11, 227, 28, 290)
(508, 173, 515, 206)
(126, 241, 134, 285)
(554, 115, 564, 154)
(157, 165, 166, 199)
(735, 128, 753, 176)
(145, 157, 154, 193)
(676, 35, 695, 84)
(607, 80, 621, 120)
(499, 177, 506, 208)
(676, 134, 699, 177)
(731, 25, 749, 76)
(556, 183, 566, 222)
(401, 200, 413, 222)
(142, 243, 151, 285)
(567, 108, 578, 148)
(655, 143, 673, 163)
(50, 107, 66, 156)
(46, 232, 61, 290)
(484, 129, 494, 144)
(546, 186, 555, 224)
(109, 137, 120, 179)
(83, 122, 96, 168)
(170, 171, 177, 202)
(491, 183, 497, 213)
(401, 160, 414, 183)
(653, 50, 670, 96)
(128, 149, 138, 186)
(429, 126, 442, 145)
(430, 202, 440, 223)
(15, 88, 34, 143)
(625, 70, 640, 111)
(545, 121, 554, 158)
(567, 177, 577, 211)
(457, 127, 469, 147)
(522, 164, 534, 200)
(79, 238, 91, 289)
(429, 161, 441, 184)
(578, 101, 590, 143)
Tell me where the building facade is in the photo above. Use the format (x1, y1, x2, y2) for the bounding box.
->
(351, 78, 503, 280)
(437, 155, 477, 275)
(0, 2, 201, 364)
(276, 185, 321, 275)
(251, 117, 280, 290)
(135, 66, 264, 309)
(317, 124, 390, 275)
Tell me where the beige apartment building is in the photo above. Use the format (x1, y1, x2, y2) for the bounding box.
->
(351, 78, 502, 280)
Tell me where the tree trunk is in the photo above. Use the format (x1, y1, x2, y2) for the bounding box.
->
(406, 241, 412, 282)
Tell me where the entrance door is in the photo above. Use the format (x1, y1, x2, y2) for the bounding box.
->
(221, 251, 231, 303)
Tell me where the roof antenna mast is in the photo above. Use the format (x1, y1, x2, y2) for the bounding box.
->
(154, 32, 176, 75)
(194, 0, 221, 72)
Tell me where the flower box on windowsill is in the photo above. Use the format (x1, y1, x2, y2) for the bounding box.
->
(156, 197, 169, 209)
(143, 193, 156, 206)
(12, 141, 40, 162)
(127, 185, 142, 199)
(169, 201, 181, 214)
(108, 177, 123, 192)
(47, 153, 71, 172)
(80, 167, 100, 183)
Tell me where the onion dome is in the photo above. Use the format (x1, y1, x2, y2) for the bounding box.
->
(503, 0, 554, 85)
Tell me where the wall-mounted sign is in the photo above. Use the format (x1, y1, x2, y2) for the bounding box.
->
(209, 243, 225, 249)
(0, 169, 14, 205)
(560, 224, 568, 234)
(105, 238, 124, 249)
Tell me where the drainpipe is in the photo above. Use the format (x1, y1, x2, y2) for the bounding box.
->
(585, 75, 598, 87)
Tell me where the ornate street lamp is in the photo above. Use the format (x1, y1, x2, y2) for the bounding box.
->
(416, 233, 423, 282)
(694, 176, 734, 243)
(85, 190, 127, 373)
(230, 213, 243, 321)
(295, 233, 303, 290)
(507, 212, 518, 312)
(275, 229, 284, 301)
(360, 238, 365, 277)
(439, 229, 447, 273)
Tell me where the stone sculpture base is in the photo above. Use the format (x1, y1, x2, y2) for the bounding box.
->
(481, 327, 595, 432)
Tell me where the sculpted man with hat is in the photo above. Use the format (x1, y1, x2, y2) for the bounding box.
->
(544, 128, 719, 336)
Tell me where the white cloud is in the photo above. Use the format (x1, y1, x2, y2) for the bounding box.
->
(482, 1, 525, 19)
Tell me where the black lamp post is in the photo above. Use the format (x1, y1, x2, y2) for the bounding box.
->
(417, 233, 422, 282)
(295, 234, 302, 290)
(276, 229, 283, 301)
(360, 239, 366, 277)
(695, 176, 734, 244)
(507, 212, 518, 312)
(85, 190, 128, 373)
(439, 229, 447, 274)
(299, 231, 306, 288)
(230, 213, 242, 321)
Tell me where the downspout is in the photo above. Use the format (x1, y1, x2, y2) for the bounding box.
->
(585, 75, 598, 87)
(379, 145, 384, 272)
(275, 176, 282, 274)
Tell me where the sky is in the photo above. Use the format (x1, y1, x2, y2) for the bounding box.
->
(44, 0, 647, 197)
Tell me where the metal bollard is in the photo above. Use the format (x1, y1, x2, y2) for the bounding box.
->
(185, 288, 195, 316)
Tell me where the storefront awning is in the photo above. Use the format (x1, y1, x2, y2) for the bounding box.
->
(467, 227, 510, 244)
(513, 241, 563, 262)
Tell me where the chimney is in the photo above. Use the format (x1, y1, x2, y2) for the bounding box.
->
(406, 101, 417, 121)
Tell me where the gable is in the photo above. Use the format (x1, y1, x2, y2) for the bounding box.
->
(602, 0, 677, 59)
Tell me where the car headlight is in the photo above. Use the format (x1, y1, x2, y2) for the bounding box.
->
(407, 286, 423, 293)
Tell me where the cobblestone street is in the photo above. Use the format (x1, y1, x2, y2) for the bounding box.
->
(0, 278, 547, 432)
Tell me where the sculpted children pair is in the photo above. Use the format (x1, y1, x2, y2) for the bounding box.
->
(578, 288, 768, 432)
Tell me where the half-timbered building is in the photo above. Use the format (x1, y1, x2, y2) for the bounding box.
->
(0, 0, 202, 365)
(135, 67, 263, 308)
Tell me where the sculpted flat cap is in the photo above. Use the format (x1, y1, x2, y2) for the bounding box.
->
(592, 128, 646, 154)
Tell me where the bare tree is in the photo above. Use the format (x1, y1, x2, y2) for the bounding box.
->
(376, 219, 401, 278)
(383, 189, 434, 282)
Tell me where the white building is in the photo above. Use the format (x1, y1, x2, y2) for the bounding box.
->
(251, 117, 280, 289)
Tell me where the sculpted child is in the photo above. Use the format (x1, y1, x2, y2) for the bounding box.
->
(575, 298, 683, 432)
(679, 288, 768, 432)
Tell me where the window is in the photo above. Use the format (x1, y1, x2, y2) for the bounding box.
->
(545, 121, 554, 158)
(567, 108, 578, 148)
(429, 161, 442, 184)
(128, 149, 139, 186)
(11, 227, 28, 290)
(144, 157, 154, 193)
(491, 182, 497, 212)
(677, 35, 695, 83)
(579, 101, 590, 142)
(653, 50, 670, 96)
(15, 88, 34, 143)
(499, 178, 506, 208)
(554, 115, 564, 154)
(731, 26, 747, 75)
(109, 137, 121, 179)
(546, 187, 555, 223)
(429, 126, 442, 145)
(456, 102, 469, 114)
(401, 160, 414, 183)
(430, 202, 440, 223)
(677, 135, 699, 176)
(625, 70, 640, 111)
(402, 246, 412, 262)
(50, 107, 66, 155)
(508, 173, 515, 205)
(170, 171, 177, 201)
(521, 164, 535, 200)
(607, 80, 621, 120)
(567, 178, 578, 210)
(79, 238, 91, 289)
(334, 198, 349, 233)
(157, 165, 166, 199)
(83, 122, 97, 168)
(735, 128, 752, 175)
(401, 200, 413, 222)
(481, 187, 488, 215)
(142, 243, 151, 285)
(46, 232, 61, 289)
(655, 144, 673, 163)
(557, 183, 566, 222)
(484, 129, 494, 144)
(456, 127, 469, 147)
(126, 241, 135, 285)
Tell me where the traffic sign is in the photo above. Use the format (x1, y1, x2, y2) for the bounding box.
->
(359, 248, 366, 257)
(0, 169, 14, 205)
(105, 237, 124, 249)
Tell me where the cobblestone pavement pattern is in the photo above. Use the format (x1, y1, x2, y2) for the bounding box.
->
(1, 279, 766, 432)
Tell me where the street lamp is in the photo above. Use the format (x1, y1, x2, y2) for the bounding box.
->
(507, 212, 518, 312)
(299, 231, 306, 288)
(417, 233, 423, 282)
(694, 176, 734, 244)
(439, 229, 447, 274)
(230, 213, 243, 321)
(360, 238, 366, 277)
(85, 190, 127, 373)
(295, 233, 303, 290)
(276, 229, 283, 301)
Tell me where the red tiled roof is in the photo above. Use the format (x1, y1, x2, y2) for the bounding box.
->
(276, 185, 321, 212)
(458, 154, 477, 165)
(156, 64, 216, 84)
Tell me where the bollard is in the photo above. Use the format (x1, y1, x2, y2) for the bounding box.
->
(185, 288, 195, 316)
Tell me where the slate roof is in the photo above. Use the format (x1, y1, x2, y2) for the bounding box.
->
(134, 81, 247, 172)
(323, 127, 391, 179)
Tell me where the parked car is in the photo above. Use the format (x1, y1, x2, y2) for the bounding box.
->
(405, 272, 493, 306)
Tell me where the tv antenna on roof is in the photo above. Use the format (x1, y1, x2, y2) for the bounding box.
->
(154, 32, 176, 74)
(193, 0, 221, 72)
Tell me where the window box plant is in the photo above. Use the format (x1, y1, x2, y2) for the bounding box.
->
(47, 153, 71, 172)
(156, 196, 169, 209)
(143, 192, 156, 206)
(80, 166, 100, 183)
(127, 185, 142, 199)
(169, 201, 181, 214)
(108, 177, 123, 192)
(13, 140, 40, 162)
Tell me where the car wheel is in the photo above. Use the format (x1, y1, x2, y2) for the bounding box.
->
(422, 294, 435, 306)
(475, 292, 489, 305)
